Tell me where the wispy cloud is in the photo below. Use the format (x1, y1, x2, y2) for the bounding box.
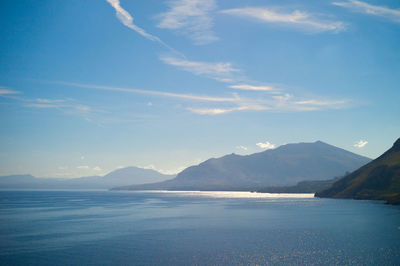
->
(13, 96, 96, 123)
(333, 0, 400, 23)
(25, 103, 60, 109)
(186, 104, 270, 115)
(106, 0, 162, 42)
(220, 7, 345, 33)
(56, 81, 239, 103)
(160, 56, 240, 83)
(229, 84, 279, 93)
(256, 141, 276, 150)
(77, 165, 90, 169)
(294, 99, 348, 106)
(0, 88, 21, 95)
(24, 98, 92, 113)
(157, 0, 218, 44)
(187, 94, 348, 115)
(106, 0, 180, 54)
(354, 140, 368, 148)
(53, 81, 348, 116)
(236, 145, 248, 151)
(141, 164, 185, 175)
(36, 98, 65, 103)
(187, 107, 237, 115)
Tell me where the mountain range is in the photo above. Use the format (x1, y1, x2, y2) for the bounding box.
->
(114, 141, 371, 191)
(316, 138, 400, 205)
(0, 167, 175, 189)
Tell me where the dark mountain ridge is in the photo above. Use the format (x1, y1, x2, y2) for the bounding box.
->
(316, 138, 400, 204)
(114, 141, 371, 191)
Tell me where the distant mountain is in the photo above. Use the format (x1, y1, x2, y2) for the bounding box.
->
(70, 167, 175, 188)
(316, 138, 400, 205)
(0, 167, 174, 189)
(114, 141, 371, 191)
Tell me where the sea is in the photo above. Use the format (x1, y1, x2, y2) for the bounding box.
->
(0, 190, 399, 265)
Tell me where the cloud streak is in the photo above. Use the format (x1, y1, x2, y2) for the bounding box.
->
(220, 7, 345, 33)
(56, 81, 239, 103)
(229, 84, 279, 93)
(52, 82, 349, 116)
(106, 0, 181, 54)
(0, 88, 21, 96)
(333, 0, 400, 23)
(107, 0, 162, 42)
(160, 56, 240, 83)
(354, 140, 368, 148)
(294, 99, 348, 106)
(157, 0, 218, 44)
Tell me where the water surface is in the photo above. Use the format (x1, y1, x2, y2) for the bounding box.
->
(0, 190, 399, 265)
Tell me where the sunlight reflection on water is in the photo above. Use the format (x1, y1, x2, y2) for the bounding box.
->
(132, 190, 315, 198)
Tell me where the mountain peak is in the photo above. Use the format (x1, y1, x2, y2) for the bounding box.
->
(392, 138, 400, 151)
(122, 141, 371, 191)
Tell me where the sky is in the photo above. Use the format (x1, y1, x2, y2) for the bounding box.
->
(0, 0, 399, 178)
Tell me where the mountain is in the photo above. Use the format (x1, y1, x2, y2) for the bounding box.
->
(316, 138, 400, 205)
(0, 167, 174, 189)
(69, 167, 175, 188)
(258, 178, 340, 193)
(114, 141, 371, 191)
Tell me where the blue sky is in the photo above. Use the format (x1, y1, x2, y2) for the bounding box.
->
(0, 0, 399, 178)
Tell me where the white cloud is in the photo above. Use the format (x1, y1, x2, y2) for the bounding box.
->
(273, 93, 292, 101)
(333, 0, 400, 23)
(0, 88, 21, 95)
(58, 81, 239, 103)
(81, 156, 85, 160)
(354, 140, 368, 148)
(158, 166, 186, 175)
(24, 99, 92, 115)
(157, 0, 218, 44)
(77, 165, 90, 169)
(220, 7, 345, 33)
(294, 99, 348, 106)
(160, 56, 240, 83)
(186, 94, 347, 115)
(75, 105, 91, 112)
(141, 164, 184, 175)
(93, 166, 102, 171)
(58, 166, 68, 170)
(106, 0, 163, 43)
(147, 102, 153, 106)
(229, 84, 279, 93)
(256, 141, 276, 150)
(55, 81, 348, 116)
(106, 0, 181, 55)
(187, 107, 236, 115)
(25, 103, 59, 108)
(36, 98, 64, 103)
(236, 145, 248, 151)
(187, 104, 270, 115)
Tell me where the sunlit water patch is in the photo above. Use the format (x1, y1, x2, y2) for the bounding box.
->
(131, 190, 315, 198)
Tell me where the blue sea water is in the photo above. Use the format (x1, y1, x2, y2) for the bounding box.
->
(0, 190, 400, 265)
